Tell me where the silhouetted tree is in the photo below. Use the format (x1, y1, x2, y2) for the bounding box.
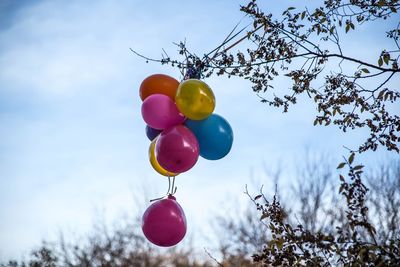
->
(2, 159, 399, 266)
(1, 217, 212, 267)
(213, 159, 400, 266)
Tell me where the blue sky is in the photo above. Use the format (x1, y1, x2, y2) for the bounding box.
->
(0, 0, 398, 260)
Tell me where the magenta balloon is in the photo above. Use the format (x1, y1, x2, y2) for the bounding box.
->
(156, 125, 199, 173)
(142, 195, 187, 247)
(141, 94, 185, 130)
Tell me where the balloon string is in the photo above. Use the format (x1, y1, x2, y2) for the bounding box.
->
(149, 176, 177, 202)
(171, 176, 177, 195)
(167, 176, 171, 194)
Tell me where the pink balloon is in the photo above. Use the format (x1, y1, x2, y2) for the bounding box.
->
(141, 94, 185, 130)
(142, 195, 186, 247)
(156, 125, 199, 173)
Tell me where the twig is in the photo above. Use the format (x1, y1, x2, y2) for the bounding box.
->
(204, 248, 224, 267)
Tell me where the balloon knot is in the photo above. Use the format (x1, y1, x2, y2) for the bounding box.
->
(167, 194, 176, 200)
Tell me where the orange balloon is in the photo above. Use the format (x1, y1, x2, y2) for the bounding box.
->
(140, 74, 179, 101)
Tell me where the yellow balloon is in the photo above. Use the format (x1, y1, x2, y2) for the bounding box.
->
(175, 79, 216, 120)
(149, 139, 178, 177)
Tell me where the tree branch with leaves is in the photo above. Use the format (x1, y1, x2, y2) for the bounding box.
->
(133, 0, 400, 155)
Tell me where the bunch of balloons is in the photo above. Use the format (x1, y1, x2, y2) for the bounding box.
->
(139, 73, 233, 247)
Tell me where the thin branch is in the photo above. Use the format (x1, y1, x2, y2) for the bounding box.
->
(204, 248, 224, 267)
(213, 24, 264, 59)
(315, 52, 400, 72)
(375, 72, 396, 91)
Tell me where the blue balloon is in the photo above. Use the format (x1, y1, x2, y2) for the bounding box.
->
(146, 125, 162, 141)
(185, 114, 233, 160)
